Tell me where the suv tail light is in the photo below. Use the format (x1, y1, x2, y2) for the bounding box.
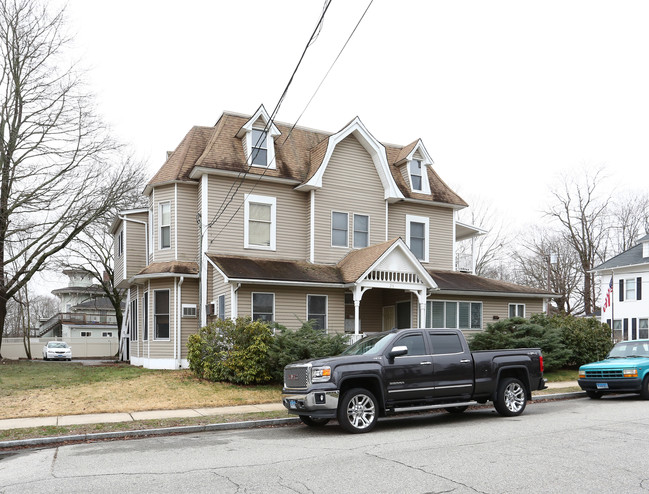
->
(539, 355, 544, 372)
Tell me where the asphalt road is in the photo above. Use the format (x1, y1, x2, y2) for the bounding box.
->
(1, 395, 649, 493)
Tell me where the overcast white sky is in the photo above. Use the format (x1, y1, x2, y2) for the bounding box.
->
(39, 0, 649, 289)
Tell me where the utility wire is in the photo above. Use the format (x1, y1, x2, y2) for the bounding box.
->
(211, 0, 374, 243)
(205, 0, 332, 233)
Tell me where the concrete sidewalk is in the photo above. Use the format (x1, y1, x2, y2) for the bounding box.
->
(0, 402, 287, 431)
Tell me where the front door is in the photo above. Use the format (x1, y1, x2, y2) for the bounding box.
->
(396, 301, 411, 329)
(382, 306, 395, 332)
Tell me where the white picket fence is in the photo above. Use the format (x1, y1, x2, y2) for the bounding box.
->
(1, 337, 118, 360)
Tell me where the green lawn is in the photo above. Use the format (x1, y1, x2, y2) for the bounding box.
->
(543, 368, 579, 382)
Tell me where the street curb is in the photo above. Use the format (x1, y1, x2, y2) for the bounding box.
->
(0, 416, 301, 450)
(0, 391, 586, 450)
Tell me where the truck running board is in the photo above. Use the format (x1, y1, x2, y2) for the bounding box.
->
(392, 401, 478, 413)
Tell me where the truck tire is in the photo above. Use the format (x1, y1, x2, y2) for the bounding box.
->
(445, 406, 468, 414)
(299, 416, 330, 427)
(586, 390, 602, 400)
(494, 377, 527, 417)
(338, 388, 378, 433)
(640, 376, 649, 400)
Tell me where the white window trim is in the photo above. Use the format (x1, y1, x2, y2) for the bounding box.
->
(182, 304, 197, 318)
(509, 303, 526, 318)
(306, 294, 328, 330)
(158, 201, 171, 250)
(409, 159, 423, 192)
(244, 194, 276, 251)
(117, 229, 124, 257)
(331, 211, 349, 248)
(353, 213, 370, 249)
(246, 127, 276, 169)
(406, 214, 429, 262)
(154, 289, 171, 341)
(427, 300, 483, 330)
(625, 279, 637, 301)
(252, 292, 275, 322)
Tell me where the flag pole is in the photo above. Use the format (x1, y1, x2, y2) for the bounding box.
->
(611, 270, 615, 343)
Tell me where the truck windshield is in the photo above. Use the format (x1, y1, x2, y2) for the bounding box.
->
(340, 333, 396, 356)
(608, 341, 649, 358)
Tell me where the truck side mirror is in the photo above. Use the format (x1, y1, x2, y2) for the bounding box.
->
(388, 345, 408, 362)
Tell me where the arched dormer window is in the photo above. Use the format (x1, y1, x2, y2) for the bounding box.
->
(236, 105, 281, 169)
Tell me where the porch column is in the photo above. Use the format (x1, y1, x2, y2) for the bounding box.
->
(409, 289, 428, 328)
(353, 285, 371, 335)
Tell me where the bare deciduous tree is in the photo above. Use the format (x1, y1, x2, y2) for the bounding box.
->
(546, 168, 610, 315)
(609, 192, 649, 255)
(0, 0, 142, 357)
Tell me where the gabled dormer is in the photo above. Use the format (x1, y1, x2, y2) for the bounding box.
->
(394, 139, 433, 195)
(235, 105, 281, 169)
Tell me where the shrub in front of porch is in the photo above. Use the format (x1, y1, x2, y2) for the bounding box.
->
(267, 322, 349, 383)
(187, 317, 274, 385)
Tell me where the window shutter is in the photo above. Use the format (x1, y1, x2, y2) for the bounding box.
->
(619, 280, 624, 301)
(637, 277, 642, 301)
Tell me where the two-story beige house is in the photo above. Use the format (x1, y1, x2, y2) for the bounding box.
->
(112, 106, 554, 369)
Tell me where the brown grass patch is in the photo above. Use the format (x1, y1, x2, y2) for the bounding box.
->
(0, 369, 281, 419)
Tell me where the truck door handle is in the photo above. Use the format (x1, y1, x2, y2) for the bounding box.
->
(420, 361, 432, 365)
(460, 359, 471, 363)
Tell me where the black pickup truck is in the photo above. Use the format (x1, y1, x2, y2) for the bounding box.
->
(282, 328, 546, 433)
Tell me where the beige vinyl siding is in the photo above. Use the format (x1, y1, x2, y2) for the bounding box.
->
(114, 226, 125, 286)
(176, 183, 199, 260)
(179, 279, 199, 359)
(204, 175, 308, 260)
(153, 185, 175, 262)
(211, 264, 231, 319)
(237, 285, 345, 333)
(148, 278, 175, 359)
(314, 135, 386, 264)
(125, 211, 148, 279)
(388, 201, 454, 270)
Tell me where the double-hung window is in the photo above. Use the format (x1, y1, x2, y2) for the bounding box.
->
(406, 214, 429, 262)
(626, 279, 637, 300)
(252, 293, 274, 322)
(332, 211, 348, 247)
(218, 294, 226, 321)
(307, 295, 327, 330)
(409, 159, 422, 191)
(639, 319, 649, 339)
(117, 230, 124, 257)
(251, 128, 268, 166)
(159, 202, 171, 249)
(154, 290, 170, 339)
(509, 303, 525, 318)
(353, 214, 369, 248)
(244, 194, 276, 250)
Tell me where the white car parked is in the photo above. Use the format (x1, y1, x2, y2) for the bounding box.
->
(43, 341, 72, 361)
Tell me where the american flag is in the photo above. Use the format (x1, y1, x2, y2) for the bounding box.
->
(602, 276, 613, 312)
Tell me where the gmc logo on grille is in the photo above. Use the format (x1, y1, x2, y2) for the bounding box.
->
(288, 374, 299, 380)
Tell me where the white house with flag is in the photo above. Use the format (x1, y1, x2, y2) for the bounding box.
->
(593, 234, 649, 341)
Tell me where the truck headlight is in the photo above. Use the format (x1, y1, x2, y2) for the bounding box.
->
(311, 366, 331, 383)
(579, 370, 585, 378)
(623, 368, 638, 378)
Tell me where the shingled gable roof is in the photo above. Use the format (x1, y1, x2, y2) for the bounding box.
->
(146, 110, 467, 207)
(593, 234, 649, 272)
(428, 269, 556, 297)
(337, 238, 399, 283)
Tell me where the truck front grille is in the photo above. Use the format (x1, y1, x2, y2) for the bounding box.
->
(284, 366, 309, 389)
(585, 369, 624, 379)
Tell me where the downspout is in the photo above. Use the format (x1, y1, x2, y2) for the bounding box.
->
(231, 283, 241, 319)
(310, 190, 315, 263)
(177, 275, 184, 368)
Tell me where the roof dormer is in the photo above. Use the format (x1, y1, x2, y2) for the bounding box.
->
(395, 139, 433, 195)
(236, 105, 281, 169)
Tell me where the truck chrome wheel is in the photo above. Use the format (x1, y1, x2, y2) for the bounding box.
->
(338, 388, 378, 433)
(494, 377, 527, 417)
